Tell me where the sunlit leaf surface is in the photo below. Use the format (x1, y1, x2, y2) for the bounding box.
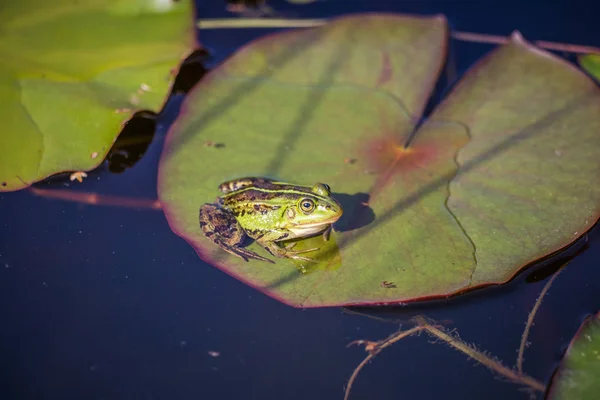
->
(158, 14, 600, 307)
(0, 0, 194, 191)
(549, 312, 600, 400)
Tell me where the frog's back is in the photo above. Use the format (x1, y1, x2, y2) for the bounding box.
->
(218, 177, 315, 195)
(221, 188, 301, 214)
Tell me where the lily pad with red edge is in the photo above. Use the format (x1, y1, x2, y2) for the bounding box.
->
(158, 14, 600, 308)
(548, 312, 600, 400)
(579, 54, 600, 82)
(0, 0, 195, 192)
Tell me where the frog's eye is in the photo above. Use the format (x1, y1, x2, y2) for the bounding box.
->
(299, 198, 315, 214)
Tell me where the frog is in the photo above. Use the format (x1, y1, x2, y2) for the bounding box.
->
(199, 177, 343, 263)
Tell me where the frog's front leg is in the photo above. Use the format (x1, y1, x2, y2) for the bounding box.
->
(257, 234, 319, 263)
(199, 204, 274, 264)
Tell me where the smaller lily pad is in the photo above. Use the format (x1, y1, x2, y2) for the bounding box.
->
(0, 0, 194, 192)
(549, 312, 600, 400)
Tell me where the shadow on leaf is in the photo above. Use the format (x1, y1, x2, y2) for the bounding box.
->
(334, 192, 375, 233)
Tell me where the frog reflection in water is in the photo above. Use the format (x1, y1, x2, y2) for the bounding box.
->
(199, 177, 343, 263)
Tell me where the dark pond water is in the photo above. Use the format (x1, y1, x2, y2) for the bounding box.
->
(2, 1, 600, 399)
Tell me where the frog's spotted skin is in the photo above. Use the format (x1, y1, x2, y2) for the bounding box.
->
(199, 177, 343, 263)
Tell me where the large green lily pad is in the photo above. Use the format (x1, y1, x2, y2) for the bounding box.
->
(158, 14, 600, 307)
(549, 312, 600, 399)
(0, 0, 194, 192)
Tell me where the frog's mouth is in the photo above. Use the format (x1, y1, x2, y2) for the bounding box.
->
(293, 214, 341, 227)
(289, 216, 340, 235)
(288, 223, 329, 237)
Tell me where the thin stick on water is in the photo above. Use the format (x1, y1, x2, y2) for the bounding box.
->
(517, 266, 565, 374)
(197, 18, 600, 55)
(414, 316, 546, 393)
(344, 326, 425, 400)
(344, 315, 546, 400)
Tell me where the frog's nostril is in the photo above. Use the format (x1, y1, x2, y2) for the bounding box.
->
(325, 205, 331, 210)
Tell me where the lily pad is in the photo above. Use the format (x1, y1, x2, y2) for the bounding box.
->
(579, 54, 600, 82)
(549, 312, 600, 400)
(0, 0, 194, 192)
(158, 14, 600, 307)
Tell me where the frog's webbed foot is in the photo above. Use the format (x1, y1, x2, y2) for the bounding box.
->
(262, 241, 320, 263)
(284, 242, 320, 253)
(218, 242, 275, 264)
(199, 204, 274, 264)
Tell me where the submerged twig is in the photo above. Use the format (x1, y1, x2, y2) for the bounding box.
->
(451, 31, 600, 55)
(414, 316, 546, 393)
(197, 18, 599, 55)
(345, 315, 546, 400)
(29, 187, 161, 210)
(198, 18, 325, 29)
(344, 326, 425, 400)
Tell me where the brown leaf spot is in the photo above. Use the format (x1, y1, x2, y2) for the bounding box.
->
(363, 134, 438, 183)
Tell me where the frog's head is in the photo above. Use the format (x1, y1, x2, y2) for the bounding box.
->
(284, 183, 343, 237)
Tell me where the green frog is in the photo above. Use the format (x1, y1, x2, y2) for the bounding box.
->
(199, 177, 343, 263)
